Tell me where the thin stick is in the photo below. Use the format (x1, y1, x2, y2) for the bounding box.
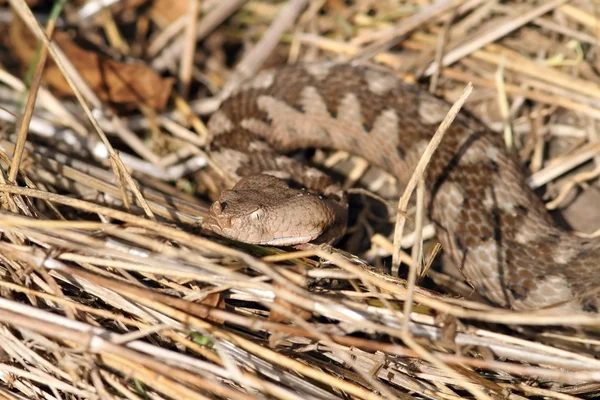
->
(391, 83, 473, 275)
(152, 0, 247, 70)
(222, 0, 309, 99)
(444, 67, 600, 120)
(423, 0, 569, 76)
(402, 178, 426, 333)
(9, 0, 155, 220)
(352, 0, 461, 62)
(494, 56, 513, 149)
(179, 0, 200, 98)
(429, 11, 453, 93)
(8, 0, 65, 184)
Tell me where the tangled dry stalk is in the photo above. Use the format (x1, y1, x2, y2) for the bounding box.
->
(0, 0, 599, 399)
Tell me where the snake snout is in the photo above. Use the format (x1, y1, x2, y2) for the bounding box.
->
(206, 200, 234, 230)
(210, 200, 225, 215)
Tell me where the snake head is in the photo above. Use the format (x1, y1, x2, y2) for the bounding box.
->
(204, 174, 338, 246)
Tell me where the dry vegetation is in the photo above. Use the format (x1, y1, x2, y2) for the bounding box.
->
(0, 0, 600, 399)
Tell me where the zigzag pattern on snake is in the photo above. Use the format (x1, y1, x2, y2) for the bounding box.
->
(203, 62, 600, 312)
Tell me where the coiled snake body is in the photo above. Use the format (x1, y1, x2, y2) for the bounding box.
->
(204, 62, 600, 312)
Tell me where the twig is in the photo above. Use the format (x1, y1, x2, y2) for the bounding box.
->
(152, 0, 247, 71)
(8, 0, 65, 184)
(222, 0, 309, 99)
(351, 0, 463, 63)
(179, 0, 200, 98)
(423, 0, 569, 76)
(391, 83, 473, 275)
(9, 0, 155, 219)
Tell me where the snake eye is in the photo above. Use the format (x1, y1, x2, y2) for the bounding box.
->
(219, 201, 228, 211)
(250, 208, 265, 222)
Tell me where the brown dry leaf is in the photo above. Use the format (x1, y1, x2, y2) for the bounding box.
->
(10, 16, 174, 111)
(149, 0, 188, 25)
(200, 292, 226, 324)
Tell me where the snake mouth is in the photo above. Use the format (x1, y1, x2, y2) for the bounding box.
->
(204, 213, 318, 245)
(203, 214, 234, 238)
(204, 216, 230, 230)
(204, 211, 262, 244)
(258, 235, 318, 246)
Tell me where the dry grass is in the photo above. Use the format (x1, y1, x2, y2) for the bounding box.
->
(0, 0, 599, 399)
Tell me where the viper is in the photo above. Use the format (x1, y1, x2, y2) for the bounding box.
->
(203, 62, 600, 312)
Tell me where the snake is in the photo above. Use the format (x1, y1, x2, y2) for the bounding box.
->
(202, 62, 600, 312)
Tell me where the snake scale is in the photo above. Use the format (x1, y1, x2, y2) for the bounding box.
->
(204, 62, 600, 312)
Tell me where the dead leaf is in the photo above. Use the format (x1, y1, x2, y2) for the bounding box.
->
(149, 0, 188, 25)
(200, 292, 226, 324)
(10, 15, 174, 111)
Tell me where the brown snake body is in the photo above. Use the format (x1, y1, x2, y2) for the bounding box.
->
(204, 62, 600, 312)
